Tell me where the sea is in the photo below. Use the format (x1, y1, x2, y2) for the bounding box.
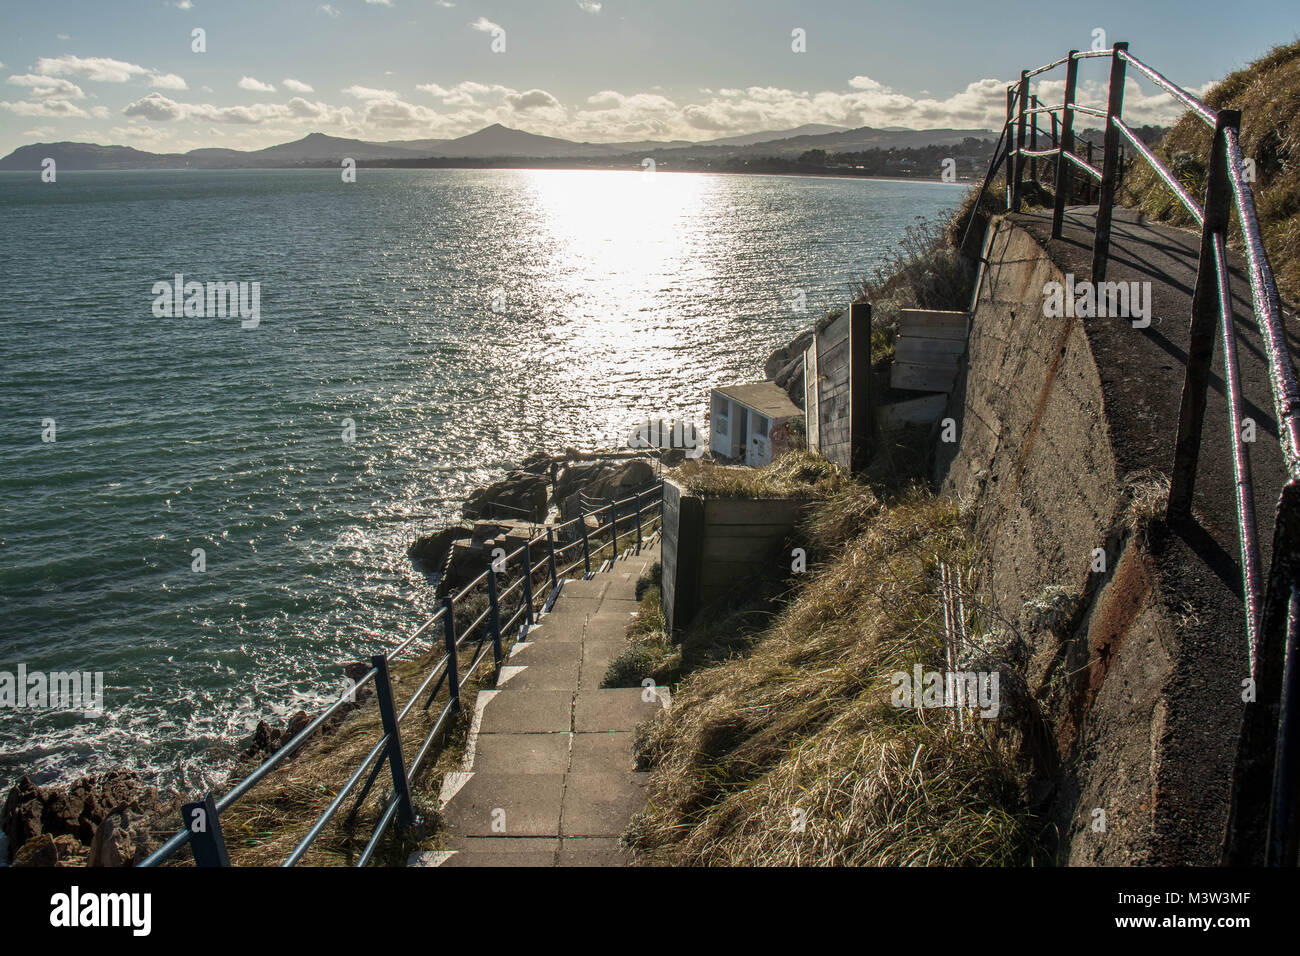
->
(0, 167, 961, 793)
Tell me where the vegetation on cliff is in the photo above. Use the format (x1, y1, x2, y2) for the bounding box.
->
(1119, 39, 1300, 303)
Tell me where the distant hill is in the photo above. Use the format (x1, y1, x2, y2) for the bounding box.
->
(0, 122, 995, 171)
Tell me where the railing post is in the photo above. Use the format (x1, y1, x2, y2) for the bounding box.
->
(521, 539, 534, 627)
(610, 505, 619, 557)
(1011, 71, 1029, 211)
(486, 568, 503, 669)
(1091, 41, 1129, 283)
(1029, 94, 1039, 186)
(580, 517, 591, 576)
(1225, 484, 1300, 865)
(182, 792, 230, 867)
(1168, 109, 1239, 518)
(1004, 86, 1015, 208)
(1052, 50, 1080, 239)
(546, 527, 559, 592)
(441, 596, 461, 712)
(635, 494, 644, 554)
(371, 653, 415, 829)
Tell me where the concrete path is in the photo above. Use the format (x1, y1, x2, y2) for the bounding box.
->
(413, 540, 664, 867)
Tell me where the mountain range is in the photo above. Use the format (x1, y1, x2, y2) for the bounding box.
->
(0, 122, 993, 171)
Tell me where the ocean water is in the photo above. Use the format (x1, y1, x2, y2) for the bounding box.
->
(0, 167, 960, 793)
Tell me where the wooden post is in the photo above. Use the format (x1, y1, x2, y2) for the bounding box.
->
(1011, 71, 1029, 211)
(1052, 51, 1080, 239)
(849, 301, 872, 472)
(1029, 95, 1039, 186)
(1004, 86, 1015, 208)
(1092, 41, 1129, 283)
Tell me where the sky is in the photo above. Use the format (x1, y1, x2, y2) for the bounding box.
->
(0, 0, 1296, 155)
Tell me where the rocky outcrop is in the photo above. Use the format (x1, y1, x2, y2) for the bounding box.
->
(408, 525, 473, 572)
(1, 771, 176, 867)
(559, 458, 658, 523)
(463, 471, 549, 522)
(764, 328, 813, 409)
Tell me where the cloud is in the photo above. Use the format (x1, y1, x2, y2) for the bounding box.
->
(318, 4, 341, 17)
(435, 0, 454, 6)
(123, 91, 184, 121)
(35, 55, 149, 83)
(283, 78, 314, 93)
(238, 76, 276, 93)
(173, 1, 194, 9)
(365, 0, 393, 5)
(343, 85, 400, 101)
(150, 73, 188, 90)
(33, 55, 187, 91)
(577, 1, 602, 11)
(0, 97, 88, 118)
(7, 74, 85, 99)
(470, 17, 502, 33)
(505, 89, 561, 111)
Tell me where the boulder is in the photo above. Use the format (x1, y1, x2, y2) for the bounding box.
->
(518, 451, 553, 475)
(12, 833, 57, 867)
(774, 352, 806, 409)
(1, 777, 44, 850)
(764, 328, 815, 380)
(407, 525, 472, 571)
(88, 809, 157, 868)
(464, 472, 548, 522)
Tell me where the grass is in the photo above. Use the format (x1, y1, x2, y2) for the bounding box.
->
(672, 450, 845, 499)
(624, 481, 1042, 865)
(1118, 39, 1300, 304)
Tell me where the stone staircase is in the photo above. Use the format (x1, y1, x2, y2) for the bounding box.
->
(411, 541, 664, 866)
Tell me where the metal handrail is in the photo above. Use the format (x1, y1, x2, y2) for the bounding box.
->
(966, 42, 1299, 867)
(141, 480, 664, 867)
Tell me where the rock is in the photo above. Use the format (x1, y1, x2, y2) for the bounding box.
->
(764, 328, 815, 380)
(407, 525, 472, 571)
(560, 458, 658, 522)
(0, 829, 9, 866)
(283, 710, 310, 744)
(774, 352, 806, 409)
(52, 833, 87, 867)
(1, 776, 44, 849)
(88, 809, 157, 868)
(463, 472, 548, 522)
(518, 451, 553, 475)
(12, 833, 57, 867)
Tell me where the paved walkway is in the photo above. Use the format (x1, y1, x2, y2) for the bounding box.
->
(412, 540, 664, 866)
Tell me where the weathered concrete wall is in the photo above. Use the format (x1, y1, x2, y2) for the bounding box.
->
(935, 215, 1243, 865)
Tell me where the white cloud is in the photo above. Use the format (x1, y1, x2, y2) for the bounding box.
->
(283, 78, 314, 93)
(505, 89, 561, 112)
(1, 97, 89, 118)
(435, 0, 455, 6)
(577, 1, 602, 12)
(343, 85, 399, 101)
(470, 17, 502, 33)
(365, 0, 393, 5)
(318, 4, 341, 17)
(123, 92, 184, 121)
(150, 73, 188, 90)
(35, 55, 149, 83)
(173, 1, 194, 9)
(238, 76, 276, 93)
(7, 74, 85, 99)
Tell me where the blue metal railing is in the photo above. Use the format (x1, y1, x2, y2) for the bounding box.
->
(140, 482, 664, 867)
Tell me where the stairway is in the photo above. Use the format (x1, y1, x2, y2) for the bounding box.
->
(411, 541, 665, 866)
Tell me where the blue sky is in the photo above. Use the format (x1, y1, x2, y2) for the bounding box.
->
(1, 0, 1295, 154)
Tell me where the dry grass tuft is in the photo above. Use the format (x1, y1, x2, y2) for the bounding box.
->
(673, 451, 845, 499)
(625, 487, 1039, 866)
